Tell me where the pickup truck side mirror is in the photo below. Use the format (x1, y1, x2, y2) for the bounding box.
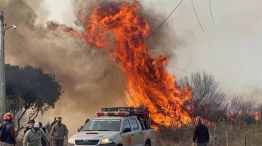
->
(123, 128, 131, 133)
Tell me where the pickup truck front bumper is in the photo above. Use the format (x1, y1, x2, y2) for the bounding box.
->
(98, 142, 117, 146)
(70, 144, 116, 146)
(69, 142, 117, 146)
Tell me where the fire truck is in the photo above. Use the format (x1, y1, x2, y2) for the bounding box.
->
(68, 107, 156, 146)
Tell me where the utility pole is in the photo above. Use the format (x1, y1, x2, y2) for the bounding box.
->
(0, 10, 6, 119)
(0, 11, 18, 119)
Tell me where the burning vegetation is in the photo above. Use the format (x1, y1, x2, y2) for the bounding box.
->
(47, 0, 262, 129)
(4, 0, 262, 145)
(83, 1, 192, 127)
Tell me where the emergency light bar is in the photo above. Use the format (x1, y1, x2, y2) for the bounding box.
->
(96, 111, 130, 117)
(98, 107, 152, 128)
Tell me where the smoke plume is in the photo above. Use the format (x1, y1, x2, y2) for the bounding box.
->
(1, 0, 126, 133)
(1, 0, 178, 133)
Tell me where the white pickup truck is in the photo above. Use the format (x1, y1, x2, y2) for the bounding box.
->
(69, 107, 156, 146)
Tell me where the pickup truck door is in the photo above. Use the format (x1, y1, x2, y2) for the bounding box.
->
(129, 118, 144, 146)
(121, 119, 134, 146)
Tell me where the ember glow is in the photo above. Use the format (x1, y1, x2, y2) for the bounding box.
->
(83, 1, 192, 127)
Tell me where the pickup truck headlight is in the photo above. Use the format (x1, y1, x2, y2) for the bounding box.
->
(101, 138, 113, 144)
(99, 138, 117, 146)
(68, 138, 75, 145)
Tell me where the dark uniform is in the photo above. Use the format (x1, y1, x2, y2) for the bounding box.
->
(0, 113, 16, 146)
(193, 122, 210, 146)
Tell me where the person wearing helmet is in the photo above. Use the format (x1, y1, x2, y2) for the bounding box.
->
(23, 123, 48, 146)
(0, 113, 16, 146)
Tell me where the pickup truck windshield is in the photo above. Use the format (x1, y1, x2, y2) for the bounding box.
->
(82, 119, 121, 131)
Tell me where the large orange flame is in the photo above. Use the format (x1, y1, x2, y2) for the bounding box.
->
(84, 1, 192, 127)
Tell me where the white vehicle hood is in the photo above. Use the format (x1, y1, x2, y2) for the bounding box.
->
(69, 131, 120, 143)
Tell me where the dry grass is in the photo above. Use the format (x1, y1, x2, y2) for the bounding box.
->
(158, 122, 262, 146)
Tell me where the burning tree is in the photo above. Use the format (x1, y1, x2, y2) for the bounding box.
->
(228, 97, 261, 124)
(5, 64, 61, 132)
(177, 72, 226, 121)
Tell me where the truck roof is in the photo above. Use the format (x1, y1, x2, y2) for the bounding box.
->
(96, 107, 151, 129)
(93, 116, 137, 120)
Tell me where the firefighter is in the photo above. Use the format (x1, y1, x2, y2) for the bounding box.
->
(50, 117, 68, 146)
(0, 113, 16, 146)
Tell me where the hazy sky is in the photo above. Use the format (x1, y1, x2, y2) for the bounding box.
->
(42, 0, 262, 98)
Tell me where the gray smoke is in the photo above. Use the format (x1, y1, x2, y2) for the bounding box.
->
(1, 0, 126, 134)
(0, 0, 183, 134)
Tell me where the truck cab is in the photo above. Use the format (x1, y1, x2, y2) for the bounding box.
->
(69, 107, 156, 146)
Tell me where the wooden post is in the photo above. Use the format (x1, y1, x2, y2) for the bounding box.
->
(244, 133, 247, 146)
(213, 125, 216, 146)
(225, 106, 229, 146)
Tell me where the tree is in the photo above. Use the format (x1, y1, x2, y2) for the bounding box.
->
(228, 97, 259, 124)
(177, 72, 226, 121)
(5, 64, 62, 132)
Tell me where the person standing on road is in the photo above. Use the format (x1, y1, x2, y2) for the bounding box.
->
(50, 117, 68, 146)
(0, 113, 16, 146)
(50, 118, 57, 128)
(49, 118, 57, 146)
(23, 123, 48, 146)
(24, 120, 35, 135)
(39, 122, 49, 146)
(44, 122, 52, 134)
(193, 116, 210, 146)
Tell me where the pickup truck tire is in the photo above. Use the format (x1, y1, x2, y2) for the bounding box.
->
(145, 140, 151, 146)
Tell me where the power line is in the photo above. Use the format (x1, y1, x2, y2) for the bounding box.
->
(168, 64, 191, 75)
(209, 0, 216, 25)
(149, 0, 185, 37)
(168, 64, 246, 90)
(148, 0, 215, 35)
(190, 0, 205, 33)
(174, 67, 191, 74)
